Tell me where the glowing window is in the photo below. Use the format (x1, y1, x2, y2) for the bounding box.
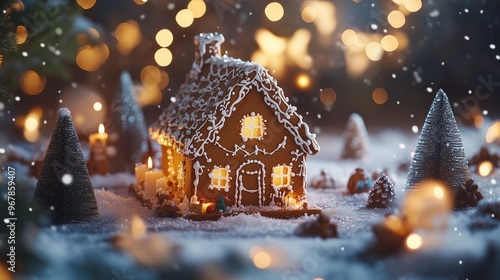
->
(210, 167, 230, 191)
(272, 165, 291, 188)
(241, 115, 264, 140)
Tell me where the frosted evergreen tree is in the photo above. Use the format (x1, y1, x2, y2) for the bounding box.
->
(32, 108, 98, 224)
(110, 71, 149, 172)
(341, 113, 370, 159)
(406, 89, 470, 191)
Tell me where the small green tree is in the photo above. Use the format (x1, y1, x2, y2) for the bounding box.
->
(216, 194, 226, 213)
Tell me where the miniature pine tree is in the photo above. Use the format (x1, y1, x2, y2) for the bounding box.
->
(367, 174, 397, 208)
(110, 71, 149, 172)
(407, 89, 470, 191)
(32, 108, 98, 224)
(216, 194, 227, 213)
(341, 113, 369, 159)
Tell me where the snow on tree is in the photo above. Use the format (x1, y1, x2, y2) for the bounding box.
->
(341, 113, 369, 160)
(406, 89, 470, 191)
(367, 174, 397, 208)
(32, 108, 98, 224)
(110, 71, 149, 172)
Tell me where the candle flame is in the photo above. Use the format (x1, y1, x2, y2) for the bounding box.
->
(98, 123, 105, 134)
(148, 156, 153, 170)
(130, 214, 146, 239)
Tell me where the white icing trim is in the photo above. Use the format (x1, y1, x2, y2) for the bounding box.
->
(235, 160, 266, 207)
(193, 161, 204, 196)
(214, 136, 287, 157)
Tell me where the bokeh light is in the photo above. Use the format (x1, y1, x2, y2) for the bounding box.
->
(296, 73, 311, 90)
(76, 44, 109, 72)
(404, 0, 422, 12)
(155, 48, 173, 67)
(93, 102, 103, 112)
(133, 0, 148, 5)
(265, 2, 284, 22)
(372, 88, 388, 105)
(20, 70, 46, 96)
(341, 29, 357, 46)
(381, 35, 399, 52)
(320, 88, 337, 106)
(486, 121, 500, 144)
(176, 9, 194, 28)
(155, 29, 173, 47)
(253, 251, 272, 269)
(188, 0, 206, 18)
(406, 233, 422, 250)
(115, 20, 142, 55)
(301, 6, 317, 23)
(15, 25, 27, 44)
(388, 11, 406, 28)
(478, 161, 494, 177)
(76, 0, 96, 10)
(365, 42, 384, 61)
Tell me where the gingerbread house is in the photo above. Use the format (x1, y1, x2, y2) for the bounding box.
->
(150, 33, 319, 207)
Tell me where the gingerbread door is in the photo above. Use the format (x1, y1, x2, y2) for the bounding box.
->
(235, 160, 266, 206)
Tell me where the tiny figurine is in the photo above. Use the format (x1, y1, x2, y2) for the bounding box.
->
(149, 33, 319, 208)
(366, 174, 397, 209)
(310, 170, 336, 189)
(347, 168, 372, 194)
(341, 113, 369, 160)
(31, 108, 98, 224)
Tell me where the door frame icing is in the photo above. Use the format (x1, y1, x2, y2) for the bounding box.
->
(235, 160, 266, 206)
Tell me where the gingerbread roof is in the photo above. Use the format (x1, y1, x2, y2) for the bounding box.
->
(150, 33, 319, 159)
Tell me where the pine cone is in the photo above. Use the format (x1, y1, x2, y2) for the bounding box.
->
(455, 179, 484, 209)
(367, 174, 397, 208)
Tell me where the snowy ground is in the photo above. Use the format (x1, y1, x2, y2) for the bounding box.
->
(6, 127, 500, 280)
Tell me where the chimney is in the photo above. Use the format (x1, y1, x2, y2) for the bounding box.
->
(190, 33, 225, 77)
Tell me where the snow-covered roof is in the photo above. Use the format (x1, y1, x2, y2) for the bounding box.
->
(150, 33, 319, 159)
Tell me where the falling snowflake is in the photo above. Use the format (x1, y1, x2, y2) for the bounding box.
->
(62, 173, 73, 185)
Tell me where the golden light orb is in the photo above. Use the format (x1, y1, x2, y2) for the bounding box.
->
(265, 2, 284, 22)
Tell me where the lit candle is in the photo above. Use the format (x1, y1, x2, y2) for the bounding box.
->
(144, 157, 164, 199)
(135, 163, 148, 186)
(87, 124, 110, 175)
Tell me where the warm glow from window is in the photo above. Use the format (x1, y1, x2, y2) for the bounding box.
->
(242, 115, 264, 140)
(388, 11, 406, 28)
(273, 165, 291, 188)
(478, 161, 494, 177)
(265, 2, 284, 22)
(211, 168, 229, 190)
(406, 233, 422, 250)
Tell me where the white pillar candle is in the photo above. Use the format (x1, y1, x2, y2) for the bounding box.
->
(144, 157, 164, 199)
(135, 164, 148, 186)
